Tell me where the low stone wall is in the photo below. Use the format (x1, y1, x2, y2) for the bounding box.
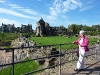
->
(0, 41, 11, 46)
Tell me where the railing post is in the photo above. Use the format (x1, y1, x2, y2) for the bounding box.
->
(12, 48, 14, 75)
(95, 45, 97, 59)
(71, 45, 73, 60)
(59, 45, 61, 75)
(95, 41, 100, 59)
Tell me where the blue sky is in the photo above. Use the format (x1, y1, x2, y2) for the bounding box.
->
(0, 0, 100, 29)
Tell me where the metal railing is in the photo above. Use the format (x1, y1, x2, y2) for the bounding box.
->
(0, 41, 99, 75)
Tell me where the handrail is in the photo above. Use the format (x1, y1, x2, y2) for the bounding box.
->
(0, 41, 99, 75)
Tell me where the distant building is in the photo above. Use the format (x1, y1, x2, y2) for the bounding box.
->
(36, 18, 52, 36)
(50, 26, 66, 35)
(16, 27, 21, 33)
(0, 26, 1, 32)
(1, 23, 15, 33)
(21, 24, 33, 33)
(36, 18, 66, 36)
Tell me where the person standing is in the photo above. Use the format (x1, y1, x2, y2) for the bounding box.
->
(96, 41, 100, 50)
(73, 30, 89, 71)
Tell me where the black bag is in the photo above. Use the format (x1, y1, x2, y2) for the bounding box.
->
(76, 50, 79, 57)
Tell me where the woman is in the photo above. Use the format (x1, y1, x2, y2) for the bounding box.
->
(73, 30, 89, 71)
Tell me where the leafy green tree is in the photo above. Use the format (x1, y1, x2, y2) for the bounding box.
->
(68, 24, 82, 34)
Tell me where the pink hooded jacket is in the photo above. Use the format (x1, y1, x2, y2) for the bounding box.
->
(74, 36, 89, 52)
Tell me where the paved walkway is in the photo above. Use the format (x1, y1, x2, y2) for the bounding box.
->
(61, 49, 100, 75)
(35, 58, 100, 75)
(61, 58, 100, 75)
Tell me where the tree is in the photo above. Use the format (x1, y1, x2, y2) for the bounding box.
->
(68, 24, 82, 35)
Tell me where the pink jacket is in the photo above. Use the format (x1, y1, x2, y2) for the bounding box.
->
(74, 36, 89, 52)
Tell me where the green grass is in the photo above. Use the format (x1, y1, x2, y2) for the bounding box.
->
(0, 32, 19, 47)
(0, 58, 41, 75)
(0, 33, 19, 42)
(29, 36, 78, 45)
(29, 36, 100, 50)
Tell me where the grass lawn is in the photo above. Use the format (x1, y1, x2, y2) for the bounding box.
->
(29, 36, 78, 45)
(0, 58, 41, 75)
(0, 33, 19, 48)
(29, 36, 100, 50)
(0, 33, 19, 42)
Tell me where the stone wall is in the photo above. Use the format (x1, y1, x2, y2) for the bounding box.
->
(36, 18, 67, 37)
(0, 41, 11, 46)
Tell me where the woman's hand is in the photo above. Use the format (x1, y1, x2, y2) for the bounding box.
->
(73, 41, 79, 45)
(72, 41, 75, 44)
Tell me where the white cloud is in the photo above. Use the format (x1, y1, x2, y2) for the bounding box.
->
(0, 8, 38, 20)
(0, 1, 59, 25)
(20, 9, 38, 15)
(45, 15, 58, 24)
(79, 5, 93, 11)
(49, 0, 82, 16)
(79, 0, 95, 11)
(86, 0, 95, 5)
(0, 0, 5, 3)
(38, 0, 41, 1)
(81, 19, 89, 25)
(7, 4, 24, 9)
(1, 2, 38, 16)
(62, 0, 82, 12)
(0, 0, 75, 28)
(7, 3, 38, 15)
(48, 0, 79, 26)
(0, 18, 37, 29)
(49, 7, 58, 16)
(0, 18, 21, 27)
(60, 15, 69, 19)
